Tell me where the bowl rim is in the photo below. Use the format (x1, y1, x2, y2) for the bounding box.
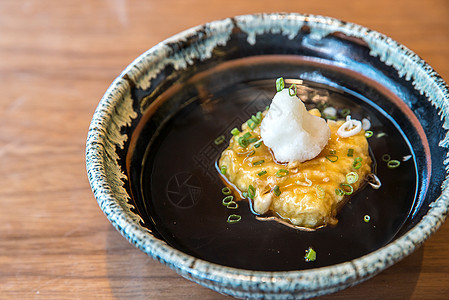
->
(86, 12, 449, 297)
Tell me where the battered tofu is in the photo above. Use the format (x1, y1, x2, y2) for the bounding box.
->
(218, 110, 372, 229)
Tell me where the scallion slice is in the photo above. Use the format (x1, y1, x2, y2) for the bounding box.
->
(251, 115, 261, 124)
(253, 160, 265, 166)
(288, 83, 297, 96)
(214, 135, 225, 145)
(340, 183, 354, 195)
(365, 130, 373, 138)
(222, 195, 234, 206)
(364, 215, 371, 223)
(231, 128, 240, 136)
(238, 137, 249, 148)
(257, 170, 267, 176)
(226, 201, 238, 209)
(275, 169, 289, 178)
(247, 185, 256, 199)
(387, 159, 400, 168)
(347, 148, 354, 157)
(335, 188, 345, 196)
(346, 172, 359, 184)
(325, 155, 338, 162)
(382, 154, 391, 162)
(353, 157, 362, 169)
(220, 165, 227, 175)
(276, 77, 285, 92)
(227, 214, 241, 224)
(247, 119, 256, 130)
(273, 185, 281, 197)
(222, 187, 231, 195)
(304, 247, 316, 262)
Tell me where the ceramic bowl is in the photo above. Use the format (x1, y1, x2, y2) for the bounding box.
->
(86, 13, 449, 299)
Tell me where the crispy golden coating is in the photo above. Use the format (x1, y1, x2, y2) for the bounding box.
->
(219, 110, 372, 229)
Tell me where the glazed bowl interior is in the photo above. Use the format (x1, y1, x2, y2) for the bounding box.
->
(87, 13, 449, 299)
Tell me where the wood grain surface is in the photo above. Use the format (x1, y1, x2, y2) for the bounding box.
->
(1, 0, 449, 299)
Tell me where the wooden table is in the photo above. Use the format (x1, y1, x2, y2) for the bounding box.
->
(1, 0, 448, 298)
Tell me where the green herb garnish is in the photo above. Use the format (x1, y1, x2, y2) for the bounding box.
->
(273, 185, 281, 197)
(340, 183, 354, 195)
(276, 77, 285, 92)
(227, 214, 241, 224)
(257, 170, 267, 176)
(304, 247, 316, 262)
(253, 160, 265, 166)
(222, 187, 231, 195)
(275, 169, 289, 178)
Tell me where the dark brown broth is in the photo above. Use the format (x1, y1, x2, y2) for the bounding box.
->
(140, 79, 417, 271)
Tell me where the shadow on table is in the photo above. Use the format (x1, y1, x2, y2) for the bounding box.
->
(106, 225, 423, 299)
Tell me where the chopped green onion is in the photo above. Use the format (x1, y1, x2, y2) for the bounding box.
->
(231, 128, 240, 136)
(275, 169, 289, 178)
(364, 215, 371, 223)
(257, 170, 267, 176)
(227, 214, 241, 224)
(246, 150, 255, 157)
(214, 135, 225, 145)
(340, 108, 351, 117)
(387, 159, 401, 168)
(222, 195, 234, 206)
(256, 111, 262, 121)
(329, 150, 336, 155)
(242, 132, 251, 139)
(276, 77, 285, 92)
(347, 148, 354, 157)
(365, 131, 373, 138)
(242, 191, 248, 198)
(251, 115, 261, 124)
(353, 157, 362, 169)
(247, 119, 256, 130)
(220, 165, 227, 175)
(247, 137, 258, 143)
(325, 155, 339, 162)
(346, 172, 359, 184)
(304, 247, 316, 262)
(253, 160, 265, 166)
(222, 187, 231, 195)
(265, 105, 270, 110)
(323, 114, 337, 120)
(238, 137, 249, 148)
(288, 83, 297, 96)
(254, 142, 262, 148)
(340, 183, 354, 195)
(226, 201, 238, 209)
(377, 132, 387, 138)
(382, 154, 391, 162)
(335, 188, 345, 196)
(315, 185, 325, 199)
(248, 185, 256, 199)
(273, 185, 281, 197)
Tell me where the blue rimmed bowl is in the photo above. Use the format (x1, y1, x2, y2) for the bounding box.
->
(86, 13, 449, 299)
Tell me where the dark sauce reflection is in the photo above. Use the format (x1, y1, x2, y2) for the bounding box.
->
(140, 79, 417, 271)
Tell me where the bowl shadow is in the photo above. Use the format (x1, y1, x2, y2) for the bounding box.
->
(105, 224, 423, 299)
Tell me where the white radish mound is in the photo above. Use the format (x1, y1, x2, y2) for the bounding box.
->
(260, 89, 331, 163)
